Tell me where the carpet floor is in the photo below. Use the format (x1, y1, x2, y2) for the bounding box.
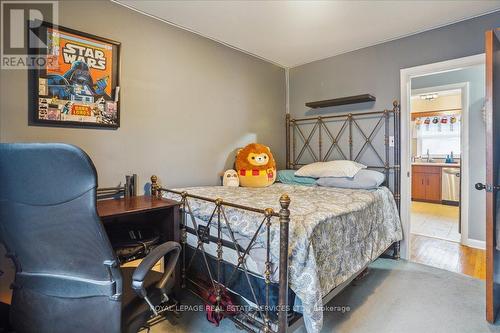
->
(152, 259, 500, 333)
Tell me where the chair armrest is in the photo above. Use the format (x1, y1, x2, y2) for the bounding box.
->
(131, 241, 181, 299)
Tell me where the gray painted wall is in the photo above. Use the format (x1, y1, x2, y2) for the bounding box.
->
(0, 0, 285, 304)
(412, 66, 486, 241)
(0, 0, 286, 190)
(290, 12, 499, 242)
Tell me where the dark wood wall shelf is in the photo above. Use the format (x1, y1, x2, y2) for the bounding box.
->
(305, 94, 376, 109)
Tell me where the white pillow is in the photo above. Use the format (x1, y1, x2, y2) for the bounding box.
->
(295, 160, 366, 178)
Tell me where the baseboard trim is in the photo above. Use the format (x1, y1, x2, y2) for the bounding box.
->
(463, 238, 486, 250)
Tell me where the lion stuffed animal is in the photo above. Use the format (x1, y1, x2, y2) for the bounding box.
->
(235, 143, 276, 187)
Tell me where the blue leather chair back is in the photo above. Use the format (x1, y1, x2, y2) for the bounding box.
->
(0, 143, 122, 333)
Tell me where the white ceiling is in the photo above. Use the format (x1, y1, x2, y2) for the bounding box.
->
(115, 0, 500, 68)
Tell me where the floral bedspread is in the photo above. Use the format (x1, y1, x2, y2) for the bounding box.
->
(164, 183, 402, 333)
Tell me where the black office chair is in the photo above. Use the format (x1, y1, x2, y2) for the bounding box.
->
(0, 143, 181, 333)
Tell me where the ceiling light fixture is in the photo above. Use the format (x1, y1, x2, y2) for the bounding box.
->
(419, 93, 438, 101)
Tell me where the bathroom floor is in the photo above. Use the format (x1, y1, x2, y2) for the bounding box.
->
(410, 201, 460, 242)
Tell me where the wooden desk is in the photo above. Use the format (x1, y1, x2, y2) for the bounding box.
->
(98, 195, 179, 218)
(97, 195, 181, 292)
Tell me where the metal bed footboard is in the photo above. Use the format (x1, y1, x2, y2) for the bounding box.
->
(152, 181, 291, 333)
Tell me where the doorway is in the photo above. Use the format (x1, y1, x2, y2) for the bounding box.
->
(410, 85, 463, 243)
(400, 54, 486, 278)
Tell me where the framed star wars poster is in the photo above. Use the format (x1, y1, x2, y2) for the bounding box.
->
(29, 22, 120, 128)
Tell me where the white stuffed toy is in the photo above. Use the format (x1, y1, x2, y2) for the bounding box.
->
(223, 169, 239, 187)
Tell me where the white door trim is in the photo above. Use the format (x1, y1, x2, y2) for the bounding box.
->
(399, 53, 485, 259)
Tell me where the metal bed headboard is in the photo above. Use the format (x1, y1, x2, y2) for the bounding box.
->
(285, 100, 401, 210)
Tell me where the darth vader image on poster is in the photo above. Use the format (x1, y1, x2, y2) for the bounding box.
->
(31, 22, 120, 128)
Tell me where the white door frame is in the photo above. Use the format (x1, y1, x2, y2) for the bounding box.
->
(399, 53, 485, 260)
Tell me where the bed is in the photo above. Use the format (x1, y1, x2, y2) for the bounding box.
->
(151, 101, 402, 333)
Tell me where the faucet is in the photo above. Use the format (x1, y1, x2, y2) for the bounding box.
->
(426, 149, 433, 163)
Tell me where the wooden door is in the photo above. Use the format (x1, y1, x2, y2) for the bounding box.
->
(425, 173, 442, 202)
(478, 29, 500, 323)
(412, 172, 426, 200)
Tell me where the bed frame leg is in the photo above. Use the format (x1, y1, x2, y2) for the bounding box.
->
(393, 241, 400, 260)
(278, 194, 291, 333)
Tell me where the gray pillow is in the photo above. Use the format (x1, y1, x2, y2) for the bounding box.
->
(316, 169, 385, 189)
